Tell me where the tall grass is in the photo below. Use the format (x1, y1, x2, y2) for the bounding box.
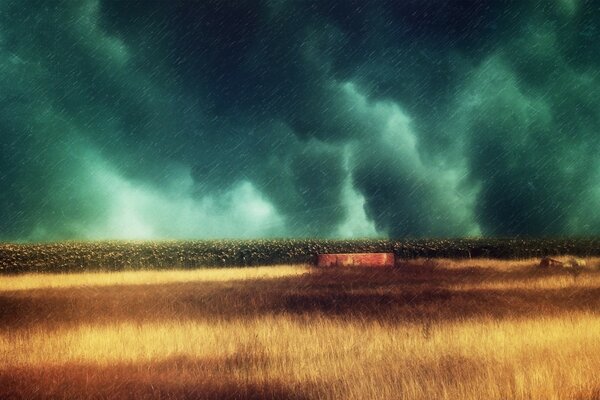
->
(1, 259, 600, 399)
(0, 265, 309, 292)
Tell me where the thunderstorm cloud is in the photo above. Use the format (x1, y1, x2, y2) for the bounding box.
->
(0, 0, 598, 241)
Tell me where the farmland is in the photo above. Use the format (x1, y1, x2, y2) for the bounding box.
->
(1, 256, 600, 399)
(1, 238, 600, 273)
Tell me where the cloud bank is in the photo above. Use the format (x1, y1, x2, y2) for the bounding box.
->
(0, 0, 598, 241)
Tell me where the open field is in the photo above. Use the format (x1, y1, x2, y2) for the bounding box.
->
(1, 257, 600, 399)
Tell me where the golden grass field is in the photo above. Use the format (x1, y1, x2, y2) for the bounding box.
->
(1, 257, 600, 399)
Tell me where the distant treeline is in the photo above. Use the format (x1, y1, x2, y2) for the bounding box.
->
(0, 238, 599, 274)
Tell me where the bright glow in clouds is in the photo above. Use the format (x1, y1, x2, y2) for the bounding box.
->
(336, 180, 381, 238)
(77, 154, 286, 240)
(336, 145, 380, 238)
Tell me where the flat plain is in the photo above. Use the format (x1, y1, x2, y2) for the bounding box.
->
(1, 257, 600, 399)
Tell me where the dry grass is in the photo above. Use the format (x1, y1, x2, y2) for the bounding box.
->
(0, 265, 309, 292)
(1, 258, 600, 399)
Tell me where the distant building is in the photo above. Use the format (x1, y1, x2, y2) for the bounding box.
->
(317, 253, 395, 267)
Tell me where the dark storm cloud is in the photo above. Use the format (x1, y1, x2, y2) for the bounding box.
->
(456, 8, 600, 236)
(0, 0, 598, 241)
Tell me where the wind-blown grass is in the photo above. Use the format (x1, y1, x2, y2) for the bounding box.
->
(0, 265, 308, 292)
(1, 258, 600, 399)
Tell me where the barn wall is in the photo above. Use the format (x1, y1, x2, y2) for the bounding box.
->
(316, 253, 395, 267)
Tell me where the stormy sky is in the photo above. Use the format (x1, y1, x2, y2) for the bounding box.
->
(0, 0, 599, 241)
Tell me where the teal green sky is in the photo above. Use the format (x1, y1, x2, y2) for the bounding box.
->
(0, 0, 599, 241)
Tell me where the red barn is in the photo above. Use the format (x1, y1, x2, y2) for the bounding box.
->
(316, 253, 395, 268)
